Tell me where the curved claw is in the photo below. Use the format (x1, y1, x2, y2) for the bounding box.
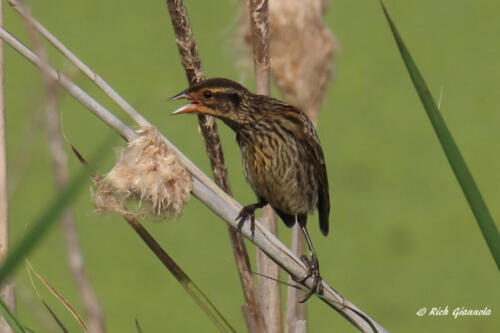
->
(294, 254, 323, 303)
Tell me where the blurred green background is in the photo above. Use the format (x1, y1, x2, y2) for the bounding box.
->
(3, 0, 499, 332)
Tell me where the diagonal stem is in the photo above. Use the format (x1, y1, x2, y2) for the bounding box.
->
(7, 0, 150, 127)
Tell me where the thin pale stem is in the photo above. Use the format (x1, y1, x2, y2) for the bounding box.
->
(248, 0, 271, 96)
(0, 1, 15, 332)
(255, 206, 281, 332)
(285, 226, 306, 333)
(0, 26, 387, 333)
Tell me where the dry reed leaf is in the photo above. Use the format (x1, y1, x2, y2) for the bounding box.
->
(93, 126, 192, 220)
(26, 259, 89, 333)
(240, 0, 337, 122)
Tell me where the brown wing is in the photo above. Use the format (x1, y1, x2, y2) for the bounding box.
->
(303, 118, 331, 236)
(267, 101, 331, 235)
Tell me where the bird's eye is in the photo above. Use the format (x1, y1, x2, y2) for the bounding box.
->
(203, 91, 212, 99)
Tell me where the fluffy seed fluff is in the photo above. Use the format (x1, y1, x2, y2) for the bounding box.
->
(92, 126, 192, 220)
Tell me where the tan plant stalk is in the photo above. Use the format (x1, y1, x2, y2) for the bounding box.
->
(0, 1, 15, 332)
(165, 1, 266, 332)
(17, 2, 105, 332)
(246, 1, 282, 332)
(0, 26, 387, 333)
(285, 226, 306, 333)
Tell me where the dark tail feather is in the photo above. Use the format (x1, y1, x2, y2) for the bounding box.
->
(318, 192, 330, 236)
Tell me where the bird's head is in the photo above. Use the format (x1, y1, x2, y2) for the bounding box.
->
(170, 78, 257, 129)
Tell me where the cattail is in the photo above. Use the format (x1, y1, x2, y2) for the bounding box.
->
(239, 0, 337, 122)
(92, 126, 192, 220)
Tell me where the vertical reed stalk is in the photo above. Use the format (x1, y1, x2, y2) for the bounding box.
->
(0, 1, 15, 332)
(284, 226, 306, 333)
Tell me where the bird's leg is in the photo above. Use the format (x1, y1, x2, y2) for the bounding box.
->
(235, 201, 267, 239)
(294, 222, 323, 303)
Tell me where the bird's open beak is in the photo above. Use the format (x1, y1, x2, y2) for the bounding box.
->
(170, 91, 201, 115)
(169, 91, 190, 102)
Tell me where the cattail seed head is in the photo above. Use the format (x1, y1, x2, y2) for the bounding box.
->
(92, 126, 192, 220)
(239, 0, 337, 122)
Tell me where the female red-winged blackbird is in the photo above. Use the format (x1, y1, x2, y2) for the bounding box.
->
(170, 78, 331, 301)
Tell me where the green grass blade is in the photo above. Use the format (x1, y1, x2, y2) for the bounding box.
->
(0, 297, 27, 333)
(0, 139, 112, 283)
(380, 2, 500, 269)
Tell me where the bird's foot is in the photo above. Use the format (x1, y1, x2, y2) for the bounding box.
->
(293, 254, 323, 303)
(236, 204, 258, 239)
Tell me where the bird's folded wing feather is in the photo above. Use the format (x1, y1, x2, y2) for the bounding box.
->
(303, 122, 331, 236)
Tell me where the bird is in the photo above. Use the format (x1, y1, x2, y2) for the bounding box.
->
(170, 78, 331, 301)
